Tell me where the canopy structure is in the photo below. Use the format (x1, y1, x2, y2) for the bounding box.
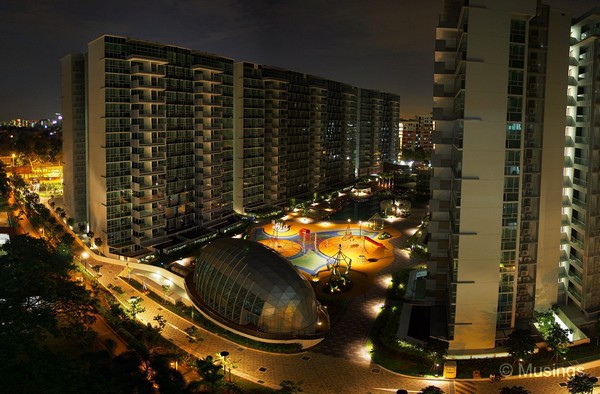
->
(368, 213, 385, 230)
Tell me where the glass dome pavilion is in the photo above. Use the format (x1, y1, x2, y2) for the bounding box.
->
(185, 238, 329, 342)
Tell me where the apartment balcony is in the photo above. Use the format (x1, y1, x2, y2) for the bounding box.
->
(131, 79, 166, 90)
(572, 197, 586, 209)
(132, 207, 164, 219)
(130, 64, 166, 76)
(131, 94, 165, 104)
(434, 61, 454, 75)
(197, 98, 223, 107)
(193, 85, 222, 95)
(569, 274, 583, 289)
(573, 177, 588, 187)
(194, 109, 220, 118)
(131, 152, 166, 162)
(574, 157, 589, 167)
(574, 136, 588, 145)
(132, 219, 166, 232)
(572, 216, 586, 229)
(193, 73, 222, 85)
(571, 237, 585, 250)
(131, 124, 166, 133)
(570, 255, 584, 270)
(132, 180, 166, 192)
(132, 194, 165, 206)
(131, 109, 166, 118)
(131, 166, 165, 177)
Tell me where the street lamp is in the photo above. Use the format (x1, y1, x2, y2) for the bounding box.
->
(81, 251, 89, 271)
(220, 351, 230, 381)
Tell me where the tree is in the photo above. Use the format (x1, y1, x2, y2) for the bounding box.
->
(534, 309, 556, 338)
(0, 161, 11, 197)
(500, 387, 531, 394)
(0, 235, 97, 391)
(11, 175, 26, 201)
(505, 330, 536, 363)
(278, 380, 303, 393)
(66, 217, 75, 227)
(127, 296, 145, 320)
(419, 386, 444, 394)
(546, 323, 572, 361)
(424, 337, 449, 370)
(94, 237, 103, 248)
(150, 354, 187, 394)
(195, 355, 224, 390)
(567, 372, 598, 394)
(153, 314, 167, 332)
(162, 284, 171, 304)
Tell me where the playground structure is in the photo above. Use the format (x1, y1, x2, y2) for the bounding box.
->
(324, 244, 352, 293)
(255, 217, 402, 299)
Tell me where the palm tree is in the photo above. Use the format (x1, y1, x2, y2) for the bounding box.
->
(419, 386, 444, 394)
(500, 386, 531, 394)
(195, 355, 224, 391)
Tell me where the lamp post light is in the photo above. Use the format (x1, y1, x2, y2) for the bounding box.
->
(220, 351, 230, 381)
(81, 251, 89, 271)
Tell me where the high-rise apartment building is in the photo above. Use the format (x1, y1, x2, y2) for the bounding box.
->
(429, 0, 570, 352)
(62, 35, 400, 258)
(400, 114, 434, 153)
(563, 8, 600, 318)
(61, 54, 87, 223)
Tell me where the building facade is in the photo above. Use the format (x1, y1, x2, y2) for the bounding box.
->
(400, 114, 434, 153)
(429, 0, 570, 352)
(60, 53, 87, 223)
(562, 8, 600, 318)
(62, 35, 400, 258)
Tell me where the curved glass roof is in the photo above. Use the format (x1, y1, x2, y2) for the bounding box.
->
(190, 238, 328, 337)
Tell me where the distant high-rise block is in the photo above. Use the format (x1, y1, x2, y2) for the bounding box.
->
(429, 0, 570, 352)
(62, 35, 400, 259)
(400, 114, 433, 153)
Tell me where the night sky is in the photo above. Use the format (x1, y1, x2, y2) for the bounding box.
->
(0, 0, 597, 121)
